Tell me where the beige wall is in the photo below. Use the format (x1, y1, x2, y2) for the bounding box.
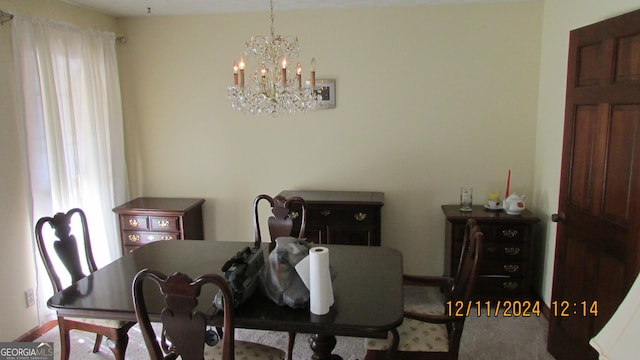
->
(0, 0, 117, 341)
(117, 1, 543, 278)
(3, 0, 639, 342)
(533, 0, 640, 304)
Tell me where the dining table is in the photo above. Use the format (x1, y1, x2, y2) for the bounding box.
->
(47, 240, 404, 360)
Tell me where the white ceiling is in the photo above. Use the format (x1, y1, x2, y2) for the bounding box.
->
(60, 0, 527, 17)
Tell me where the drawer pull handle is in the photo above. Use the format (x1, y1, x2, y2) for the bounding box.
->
(128, 234, 140, 242)
(289, 211, 299, 220)
(505, 247, 521, 256)
(354, 212, 367, 221)
(502, 229, 519, 238)
(160, 235, 174, 241)
(147, 235, 155, 241)
(503, 264, 520, 273)
(156, 220, 170, 227)
(128, 219, 140, 227)
(320, 210, 331, 217)
(503, 281, 519, 290)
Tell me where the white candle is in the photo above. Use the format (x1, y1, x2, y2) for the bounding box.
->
(233, 61, 238, 86)
(310, 57, 316, 88)
(238, 57, 245, 88)
(281, 58, 287, 87)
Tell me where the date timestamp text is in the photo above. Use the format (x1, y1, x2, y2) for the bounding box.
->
(446, 300, 542, 317)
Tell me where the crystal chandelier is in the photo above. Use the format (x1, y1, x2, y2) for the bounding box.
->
(227, 0, 320, 116)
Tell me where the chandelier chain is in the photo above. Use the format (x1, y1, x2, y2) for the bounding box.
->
(270, 0, 275, 39)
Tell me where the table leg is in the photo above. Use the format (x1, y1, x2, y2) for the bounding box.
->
(308, 334, 343, 360)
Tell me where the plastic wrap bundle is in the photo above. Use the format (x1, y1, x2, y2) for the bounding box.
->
(259, 237, 312, 308)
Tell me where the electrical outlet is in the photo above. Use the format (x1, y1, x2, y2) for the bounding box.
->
(25, 288, 35, 308)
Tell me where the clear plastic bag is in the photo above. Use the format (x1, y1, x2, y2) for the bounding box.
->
(259, 237, 311, 308)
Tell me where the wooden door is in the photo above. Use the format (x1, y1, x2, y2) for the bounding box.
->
(548, 9, 640, 360)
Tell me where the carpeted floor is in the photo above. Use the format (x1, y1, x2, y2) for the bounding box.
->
(35, 286, 555, 359)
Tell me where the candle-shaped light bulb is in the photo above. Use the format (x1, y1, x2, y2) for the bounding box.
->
(281, 58, 287, 87)
(260, 66, 267, 91)
(233, 60, 238, 86)
(310, 57, 316, 88)
(296, 63, 302, 89)
(280, 57, 287, 87)
(238, 57, 245, 88)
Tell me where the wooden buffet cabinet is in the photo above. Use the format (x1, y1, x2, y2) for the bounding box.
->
(113, 197, 205, 254)
(441, 205, 540, 298)
(279, 190, 384, 246)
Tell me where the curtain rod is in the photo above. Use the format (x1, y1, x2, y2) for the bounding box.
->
(0, 10, 125, 43)
(0, 10, 14, 25)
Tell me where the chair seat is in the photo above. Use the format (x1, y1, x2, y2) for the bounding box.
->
(203, 340, 286, 359)
(64, 316, 129, 328)
(365, 311, 449, 353)
(365, 290, 451, 353)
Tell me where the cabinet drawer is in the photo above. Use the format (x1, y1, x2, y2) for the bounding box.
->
(121, 215, 149, 230)
(476, 276, 524, 295)
(494, 225, 528, 242)
(149, 216, 179, 231)
(483, 242, 528, 260)
(124, 245, 140, 253)
(123, 231, 179, 246)
(480, 260, 527, 277)
(306, 207, 375, 225)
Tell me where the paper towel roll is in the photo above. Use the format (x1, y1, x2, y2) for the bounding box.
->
(296, 247, 334, 315)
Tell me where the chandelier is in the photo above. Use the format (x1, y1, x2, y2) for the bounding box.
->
(227, 0, 321, 116)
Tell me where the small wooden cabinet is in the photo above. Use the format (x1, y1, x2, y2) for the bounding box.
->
(113, 197, 205, 254)
(279, 190, 384, 246)
(442, 205, 540, 298)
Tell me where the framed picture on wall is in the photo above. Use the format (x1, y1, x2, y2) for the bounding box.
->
(316, 79, 336, 109)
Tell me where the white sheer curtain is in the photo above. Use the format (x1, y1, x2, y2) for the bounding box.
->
(12, 16, 129, 324)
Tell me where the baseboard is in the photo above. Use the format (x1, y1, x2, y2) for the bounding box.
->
(14, 320, 57, 342)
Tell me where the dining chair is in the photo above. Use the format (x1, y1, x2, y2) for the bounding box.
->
(132, 269, 286, 360)
(34, 208, 136, 360)
(253, 194, 307, 247)
(253, 193, 307, 360)
(364, 218, 483, 360)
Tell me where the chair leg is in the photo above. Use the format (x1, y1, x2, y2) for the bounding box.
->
(107, 330, 130, 360)
(287, 332, 296, 360)
(58, 321, 71, 360)
(92, 334, 103, 353)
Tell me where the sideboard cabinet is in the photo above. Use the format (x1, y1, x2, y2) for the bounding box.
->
(279, 190, 384, 246)
(113, 197, 205, 254)
(441, 205, 540, 299)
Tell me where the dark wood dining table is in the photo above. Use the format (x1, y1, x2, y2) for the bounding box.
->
(48, 240, 404, 360)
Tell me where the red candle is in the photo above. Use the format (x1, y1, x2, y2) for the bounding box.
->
(505, 169, 511, 198)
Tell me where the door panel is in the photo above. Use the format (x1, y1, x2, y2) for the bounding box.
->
(549, 8, 640, 360)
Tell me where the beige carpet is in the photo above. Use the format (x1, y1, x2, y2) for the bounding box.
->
(35, 287, 555, 359)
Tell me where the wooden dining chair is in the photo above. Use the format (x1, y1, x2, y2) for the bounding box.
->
(34, 208, 136, 360)
(253, 194, 307, 360)
(364, 218, 483, 360)
(253, 194, 307, 247)
(132, 269, 286, 360)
